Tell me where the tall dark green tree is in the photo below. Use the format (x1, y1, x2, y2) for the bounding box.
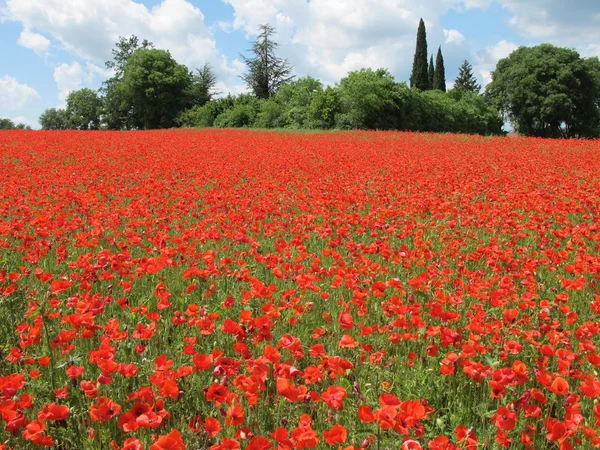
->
(486, 44, 600, 138)
(241, 24, 294, 99)
(454, 60, 481, 94)
(428, 56, 435, 90)
(433, 46, 446, 91)
(410, 19, 429, 90)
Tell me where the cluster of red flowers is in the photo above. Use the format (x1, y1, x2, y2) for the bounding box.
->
(0, 129, 599, 449)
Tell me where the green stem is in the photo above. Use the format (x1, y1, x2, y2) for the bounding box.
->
(42, 317, 56, 393)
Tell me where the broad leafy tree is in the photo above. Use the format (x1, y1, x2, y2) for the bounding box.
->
(102, 35, 154, 129)
(241, 24, 294, 99)
(336, 68, 405, 130)
(65, 88, 102, 130)
(486, 44, 600, 138)
(39, 109, 70, 130)
(119, 48, 192, 129)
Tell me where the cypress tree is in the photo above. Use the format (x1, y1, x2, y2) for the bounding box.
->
(433, 46, 446, 91)
(428, 55, 435, 90)
(454, 60, 481, 94)
(410, 19, 429, 90)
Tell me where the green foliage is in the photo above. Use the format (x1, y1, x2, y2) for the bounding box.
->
(273, 76, 323, 128)
(0, 118, 13, 130)
(39, 108, 70, 130)
(241, 24, 294, 99)
(255, 99, 287, 129)
(433, 47, 446, 92)
(100, 83, 130, 130)
(119, 48, 192, 129)
(336, 69, 405, 130)
(176, 96, 235, 128)
(65, 88, 102, 130)
(214, 95, 263, 128)
(486, 44, 600, 138)
(0, 118, 31, 130)
(428, 56, 435, 90)
(417, 90, 503, 135)
(102, 35, 155, 130)
(410, 19, 429, 90)
(187, 63, 219, 107)
(178, 70, 502, 135)
(454, 60, 481, 94)
(83, 29, 506, 136)
(105, 35, 154, 80)
(307, 86, 341, 130)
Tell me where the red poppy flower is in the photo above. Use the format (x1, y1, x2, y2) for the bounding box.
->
(38, 403, 69, 421)
(323, 425, 347, 445)
(492, 406, 516, 431)
(246, 436, 272, 450)
(150, 429, 185, 450)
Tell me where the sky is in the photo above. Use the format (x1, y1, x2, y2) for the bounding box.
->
(1, 0, 599, 129)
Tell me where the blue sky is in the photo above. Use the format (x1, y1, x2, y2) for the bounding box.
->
(1, 0, 599, 128)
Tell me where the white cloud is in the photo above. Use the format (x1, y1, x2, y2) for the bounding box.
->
(444, 29, 465, 45)
(0, 75, 40, 110)
(223, 0, 472, 85)
(85, 62, 115, 83)
(54, 62, 86, 101)
(52, 61, 115, 102)
(475, 39, 518, 85)
(17, 28, 50, 53)
(2, 0, 245, 96)
(581, 44, 600, 58)
(458, 0, 494, 8)
(3, 0, 475, 92)
(497, 0, 600, 43)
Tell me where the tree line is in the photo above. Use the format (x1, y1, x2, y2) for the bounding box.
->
(23, 20, 600, 138)
(0, 118, 32, 130)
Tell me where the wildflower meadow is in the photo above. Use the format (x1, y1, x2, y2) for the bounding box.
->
(0, 129, 599, 449)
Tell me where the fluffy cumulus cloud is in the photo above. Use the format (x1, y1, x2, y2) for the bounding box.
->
(3, 0, 478, 93)
(17, 28, 51, 54)
(2, 0, 246, 95)
(0, 75, 40, 110)
(444, 29, 465, 45)
(53, 62, 114, 102)
(475, 39, 519, 85)
(53, 62, 86, 101)
(223, 0, 472, 85)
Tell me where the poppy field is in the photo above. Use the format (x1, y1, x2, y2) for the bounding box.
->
(0, 129, 599, 450)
